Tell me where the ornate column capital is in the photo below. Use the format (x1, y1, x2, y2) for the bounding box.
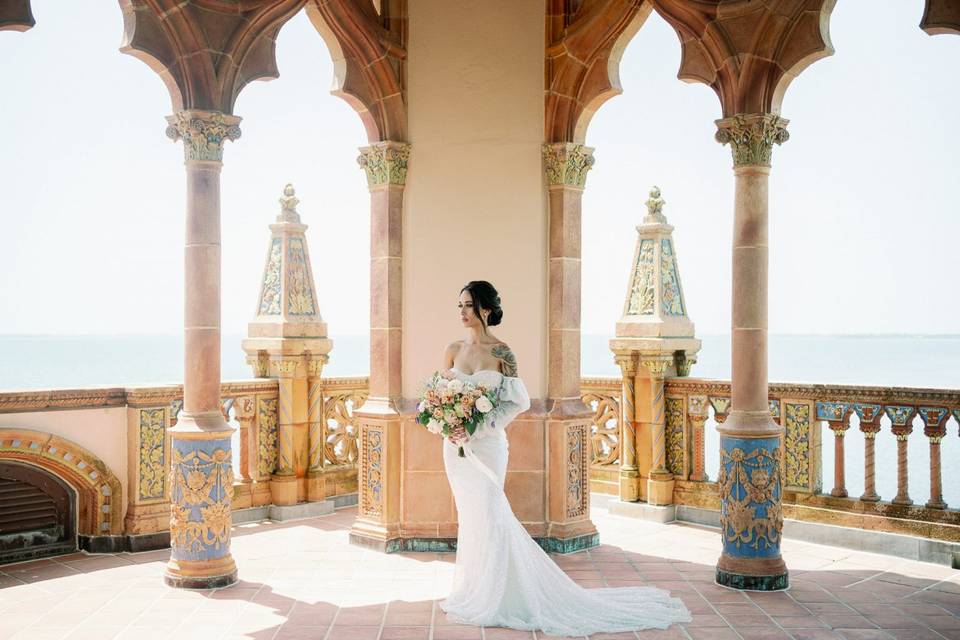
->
(640, 357, 671, 379)
(358, 141, 411, 187)
(715, 114, 789, 168)
(269, 356, 303, 379)
(543, 143, 595, 189)
(165, 110, 241, 163)
(613, 351, 638, 377)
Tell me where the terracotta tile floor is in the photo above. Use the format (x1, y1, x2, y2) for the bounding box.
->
(1, 503, 958, 640)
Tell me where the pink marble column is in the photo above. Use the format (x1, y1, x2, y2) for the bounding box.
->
(163, 109, 241, 588)
(713, 113, 789, 591)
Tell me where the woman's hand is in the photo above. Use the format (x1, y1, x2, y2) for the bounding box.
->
(449, 425, 468, 446)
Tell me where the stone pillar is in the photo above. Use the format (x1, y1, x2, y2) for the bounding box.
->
(306, 359, 327, 501)
(817, 402, 851, 498)
(920, 407, 949, 509)
(542, 143, 598, 550)
(887, 405, 917, 506)
(687, 395, 709, 482)
(854, 403, 883, 502)
(350, 142, 409, 551)
(713, 113, 789, 591)
(242, 185, 333, 509)
(642, 357, 674, 505)
(163, 109, 240, 589)
(615, 353, 640, 502)
(610, 187, 700, 507)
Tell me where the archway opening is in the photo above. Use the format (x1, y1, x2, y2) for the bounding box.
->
(0, 460, 76, 563)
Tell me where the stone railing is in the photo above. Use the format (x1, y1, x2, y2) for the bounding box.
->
(583, 375, 960, 542)
(581, 377, 623, 496)
(0, 377, 366, 534)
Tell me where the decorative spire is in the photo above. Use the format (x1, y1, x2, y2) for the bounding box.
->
(611, 186, 700, 377)
(278, 183, 300, 223)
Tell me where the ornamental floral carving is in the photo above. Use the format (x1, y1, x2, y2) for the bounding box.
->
(718, 444, 783, 551)
(138, 408, 166, 501)
(258, 238, 282, 315)
(784, 402, 811, 490)
(665, 397, 685, 477)
(566, 423, 590, 518)
(257, 398, 278, 477)
(660, 238, 685, 316)
(626, 239, 655, 315)
(360, 425, 383, 516)
(715, 114, 789, 167)
(358, 142, 410, 187)
(323, 390, 367, 466)
(543, 143, 595, 189)
(286, 238, 316, 315)
(169, 445, 234, 553)
(583, 391, 621, 466)
(165, 110, 241, 162)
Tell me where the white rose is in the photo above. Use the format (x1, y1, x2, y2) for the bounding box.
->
(435, 379, 448, 391)
(475, 396, 493, 413)
(426, 419, 443, 434)
(417, 401, 426, 413)
(448, 379, 464, 394)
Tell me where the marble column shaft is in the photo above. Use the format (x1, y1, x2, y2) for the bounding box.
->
(163, 109, 241, 589)
(713, 113, 789, 591)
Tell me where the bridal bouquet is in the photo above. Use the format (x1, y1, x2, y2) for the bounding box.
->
(416, 371, 498, 457)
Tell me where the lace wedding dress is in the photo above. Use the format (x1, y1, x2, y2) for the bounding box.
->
(439, 368, 691, 636)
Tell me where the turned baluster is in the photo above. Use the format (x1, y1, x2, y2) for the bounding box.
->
(885, 405, 916, 506)
(687, 395, 709, 482)
(854, 403, 882, 502)
(919, 407, 949, 509)
(817, 402, 851, 498)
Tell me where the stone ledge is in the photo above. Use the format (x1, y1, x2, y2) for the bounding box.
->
(233, 501, 336, 524)
(78, 531, 170, 554)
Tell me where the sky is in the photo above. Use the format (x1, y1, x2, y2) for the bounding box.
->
(0, 1, 957, 338)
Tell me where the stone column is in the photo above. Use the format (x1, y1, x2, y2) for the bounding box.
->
(887, 405, 917, 506)
(350, 142, 409, 551)
(540, 144, 599, 549)
(854, 403, 883, 502)
(306, 358, 328, 501)
(614, 353, 640, 502)
(269, 356, 305, 505)
(687, 395, 709, 482)
(919, 407, 948, 509)
(642, 357, 674, 505)
(164, 109, 240, 589)
(713, 113, 789, 591)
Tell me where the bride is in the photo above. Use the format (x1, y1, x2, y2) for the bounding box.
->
(438, 280, 691, 636)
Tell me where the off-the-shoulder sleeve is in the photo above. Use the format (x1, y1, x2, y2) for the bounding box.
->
(471, 376, 531, 440)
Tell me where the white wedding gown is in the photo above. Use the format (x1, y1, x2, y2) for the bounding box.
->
(439, 368, 691, 636)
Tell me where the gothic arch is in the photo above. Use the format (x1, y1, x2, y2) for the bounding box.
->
(305, 0, 407, 142)
(0, 429, 123, 536)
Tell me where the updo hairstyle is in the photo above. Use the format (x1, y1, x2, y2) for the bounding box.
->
(461, 280, 503, 329)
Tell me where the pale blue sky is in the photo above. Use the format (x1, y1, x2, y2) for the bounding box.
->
(1, 2, 957, 337)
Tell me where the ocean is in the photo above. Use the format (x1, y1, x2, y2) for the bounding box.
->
(2, 333, 959, 505)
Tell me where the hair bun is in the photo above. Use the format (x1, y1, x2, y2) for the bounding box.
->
(488, 307, 503, 326)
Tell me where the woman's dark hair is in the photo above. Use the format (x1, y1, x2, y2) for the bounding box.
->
(461, 280, 503, 330)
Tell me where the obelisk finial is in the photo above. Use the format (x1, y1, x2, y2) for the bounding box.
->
(278, 183, 300, 222)
(644, 186, 667, 224)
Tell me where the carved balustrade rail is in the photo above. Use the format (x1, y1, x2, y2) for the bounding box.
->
(582, 375, 960, 541)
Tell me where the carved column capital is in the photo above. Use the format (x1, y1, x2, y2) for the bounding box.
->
(165, 110, 241, 163)
(358, 142, 411, 187)
(715, 114, 789, 168)
(640, 357, 671, 379)
(613, 352, 638, 377)
(269, 357, 303, 379)
(543, 143, 595, 189)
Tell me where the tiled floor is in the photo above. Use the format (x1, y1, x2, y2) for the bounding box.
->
(1, 502, 958, 640)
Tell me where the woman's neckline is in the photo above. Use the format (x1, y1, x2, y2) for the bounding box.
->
(451, 366, 501, 376)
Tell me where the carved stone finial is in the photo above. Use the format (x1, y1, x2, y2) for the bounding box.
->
(715, 114, 789, 168)
(358, 142, 411, 187)
(278, 183, 300, 222)
(644, 186, 667, 223)
(165, 110, 241, 163)
(543, 143, 595, 189)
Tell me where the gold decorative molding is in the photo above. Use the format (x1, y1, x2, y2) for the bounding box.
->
(165, 110, 242, 163)
(543, 143, 595, 189)
(358, 142, 410, 187)
(715, 114, 789, 168)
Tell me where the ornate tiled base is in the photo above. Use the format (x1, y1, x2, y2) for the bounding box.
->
(349, 532, 403, 553)
(537, 532, 600, 554)
(716, 568, 788, 591)
(164, 568, 238, 589)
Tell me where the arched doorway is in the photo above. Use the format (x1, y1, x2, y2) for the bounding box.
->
(0, 461, 76, 563)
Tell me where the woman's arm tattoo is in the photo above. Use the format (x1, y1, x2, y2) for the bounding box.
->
(491, 344, 518, 377)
